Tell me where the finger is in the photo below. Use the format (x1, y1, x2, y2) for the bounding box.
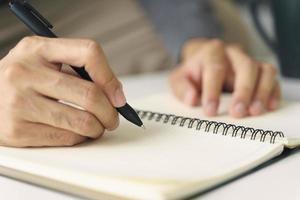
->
(181, 38, 208, 61)
(27, 95, 105, 138)
(169, 68, 200, 106)
(184, 54, 203, 86)
(268, 81, 281, 110)
(249, 63, 278, 116)
(201, 40, 228, 116)
(24, 36, 126, 107)
(1, 122, 87, 147)
(226, 46, 259, 118)
(31, 67, 119, 131)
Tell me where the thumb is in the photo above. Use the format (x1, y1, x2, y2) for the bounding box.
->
(169, 68, 200, 106)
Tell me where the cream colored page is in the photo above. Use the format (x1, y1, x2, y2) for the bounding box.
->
(0, 93, 286, 199)
(0, 113, 281, 182)
(135, 93, 300, 146)
(0, 135, 282, 200)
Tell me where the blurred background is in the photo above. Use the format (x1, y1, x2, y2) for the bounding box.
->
(0, 0, 299, 79)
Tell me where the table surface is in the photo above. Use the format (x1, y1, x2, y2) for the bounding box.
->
(2, 71, 300, 200)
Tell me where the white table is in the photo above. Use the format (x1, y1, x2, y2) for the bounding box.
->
(2, 71, 300, 200)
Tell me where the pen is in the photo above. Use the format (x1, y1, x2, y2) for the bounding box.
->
(9, 0, 144, 129)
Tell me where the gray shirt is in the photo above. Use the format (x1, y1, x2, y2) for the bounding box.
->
(140, 0, 221, 58)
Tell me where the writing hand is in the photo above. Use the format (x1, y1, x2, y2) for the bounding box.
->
(0, 37, 126, 147)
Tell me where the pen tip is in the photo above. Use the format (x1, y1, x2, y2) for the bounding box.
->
(141, 125, 146, 129)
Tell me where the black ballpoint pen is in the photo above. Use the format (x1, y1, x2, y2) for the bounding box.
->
(9, 0, 144, 129)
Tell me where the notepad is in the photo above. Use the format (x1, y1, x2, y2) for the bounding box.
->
(0, 93, 299, 200)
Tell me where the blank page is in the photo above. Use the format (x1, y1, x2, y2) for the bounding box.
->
(0, 94, 286, 199)
(135, 93, 300, 146)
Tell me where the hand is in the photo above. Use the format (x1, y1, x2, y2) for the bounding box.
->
(0, 36, 126, 147)
(170, 38, 280, 118)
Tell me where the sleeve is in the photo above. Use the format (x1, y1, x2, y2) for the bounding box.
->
(139, 0, 222, 59)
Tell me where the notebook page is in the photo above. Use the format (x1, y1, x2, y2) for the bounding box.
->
(0, 121, 281, 177)
(0, 138, 282, 199)
(135, 93, 300, 147)
(0, 114, 283, 199)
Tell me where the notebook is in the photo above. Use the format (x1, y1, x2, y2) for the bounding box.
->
(0, 93, 299, 200)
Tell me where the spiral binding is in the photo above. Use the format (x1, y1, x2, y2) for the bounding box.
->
(136, 110, 285, 144)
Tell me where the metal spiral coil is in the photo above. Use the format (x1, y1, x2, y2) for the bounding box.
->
(136, 110, 285, 144)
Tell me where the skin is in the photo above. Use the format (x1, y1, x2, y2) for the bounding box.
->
(0, 37, 281, 147)
(0, 36, 126, 147)
(170, 38, 281, 117)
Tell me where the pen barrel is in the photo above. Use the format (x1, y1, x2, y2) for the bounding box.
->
(9, 1, 93, 81)
(9, 2, 56, 38)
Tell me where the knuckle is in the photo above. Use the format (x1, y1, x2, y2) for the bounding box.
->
(4, 63, 27, 84)
(183, 38, 205, 50)
(9, 94, 25, 111)
(82, 84, 101, 109)
(18, 36, 35, 47)
(17, 36, 42, 51)
(208, 39, 224, 48)
(85, 39, 101, 58)
(50, 110, 64, 127)
(228, 43, 243, 52)
(77, 113, 98, 134)
(7, 48, 16, 57)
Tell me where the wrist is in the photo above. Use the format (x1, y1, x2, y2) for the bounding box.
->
(180, 38, 208, 62)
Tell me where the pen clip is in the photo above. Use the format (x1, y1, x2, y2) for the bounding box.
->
(23, 1, 53, 29)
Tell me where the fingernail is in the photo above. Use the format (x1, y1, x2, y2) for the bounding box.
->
(184, 90, 195, 106)
(251, 100, 265, 115)
(204, 101, 218, 116)
(269, 99, 279, 110)
(234, 102, 247, 117)
(114, 88, 126, 107)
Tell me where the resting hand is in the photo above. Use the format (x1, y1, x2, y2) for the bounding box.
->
(170, 38, 280, 118)
(0, 36, 125, 147)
